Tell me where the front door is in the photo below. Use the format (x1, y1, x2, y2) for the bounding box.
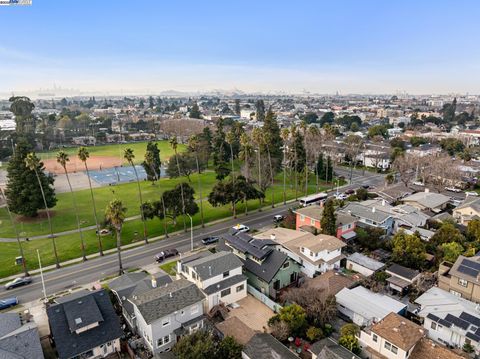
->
(273, 279, 280, 290)
(212, 294, 219, 306)
(290, 272, 297, 284)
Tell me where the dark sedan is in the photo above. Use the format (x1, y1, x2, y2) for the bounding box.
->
(155, 248, 179, 263)
(201, 236, 219, 245)
(4, 276, 32, 290)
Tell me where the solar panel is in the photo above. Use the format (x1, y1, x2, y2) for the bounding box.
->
(462, 259, 480, 271)
(457, 265, 479, 277)
(460, 312, 480, 327)
(438, 319, 452, 327)
(427, 313, 440, 322)
(445, 314, 470, 330)
(466, 332, 480, 343)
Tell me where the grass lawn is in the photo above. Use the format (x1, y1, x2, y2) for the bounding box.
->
(0, 170, 331, 279)
(37, 140, 185, 164)
(159, 261, 177, 276)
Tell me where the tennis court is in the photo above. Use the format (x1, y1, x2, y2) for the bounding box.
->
(88, 165, 166, 185)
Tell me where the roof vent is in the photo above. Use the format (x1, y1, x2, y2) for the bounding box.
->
(75, 318, 82, 325)
(270, 233, 276, 241)
(209, 266, 212, 276)
(78, 301, 82, 305)
(151, 275, 157, 288)
(169, 292, 172, 298)
(372, 207, 376, 213)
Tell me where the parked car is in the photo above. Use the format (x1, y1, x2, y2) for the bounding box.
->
(335, 193, 348, 200)
(155, 248, 179, 263)
(0, 297, 18, 310)
(273, 215, 284, 223)
(465, 191, 479, 197)
(231, 224, 250, 234)
(412, 181, 425, 186)
(344, 189, 355, 195)
(445, 186, 462, 193)
(4, 276, 32, 290)
(201, 236, 219, 245)
(362, 184, 370, 189)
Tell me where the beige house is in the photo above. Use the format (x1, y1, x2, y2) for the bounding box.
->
(438, 255, 480, 302)
(402, 189, 450, 213)
(453, 196, 480, 225)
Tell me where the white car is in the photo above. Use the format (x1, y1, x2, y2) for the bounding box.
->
(412, 181, 425, 187)
(232, 224, 250, 234)
(445, 186, 462, 193)
(335, 193, 348, 200)
(466, 191, 479, 197)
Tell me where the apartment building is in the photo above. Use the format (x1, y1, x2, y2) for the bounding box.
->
(438, 255, 480, 302)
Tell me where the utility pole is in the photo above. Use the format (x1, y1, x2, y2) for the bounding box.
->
(37, 250, 47, 303)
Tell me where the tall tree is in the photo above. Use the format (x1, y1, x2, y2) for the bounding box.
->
(189, 102, 202, 119)
(57, 151, 87, 261)
(124, 148, 148, 243)
(141, 141, 161, 183)
(255, 99, 265, 121)
(170, 136, 187, 232)
(212, 119, 230, 180)
(252, 127, 264, 209)
(104, 199, 127, 275)
(226, 130, 237, 218)
(5, 139, 56, 217)
(391, 231, 426, 269)
(25, 153, 60, 268)
(281, 128, 290, 205)
(320, 199, 336, 235)
(234, 99, 241, 116)
(9, 96, 36, 140)
(262, 108, 283, 170)
(78, 147, 104, 256)
(188, 135, 205, 227)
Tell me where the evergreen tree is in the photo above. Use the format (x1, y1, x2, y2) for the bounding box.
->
(212, 119, 230, 180)
(9, 96, 36, 141)
(189, 102, 202, 119)
(141, 142, 161, 183)
(262, 108, 283, 170)
(321, 199, 336, 235)
(255, 99, 265, 121)
(5, 139, 57, 217)
(291, 128, 306, 172)
(316, 153, 325, 179)
(234, 99, 241, 116)
(326, 156, 333, 182)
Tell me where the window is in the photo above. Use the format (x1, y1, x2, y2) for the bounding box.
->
(458, 278, 468, 287)
(384, 341, 398, 354)
(300, 215, 305, 221)
(223, 271, 230, 278)
(191, 305, 199, 314)
(236, 284, 244, 292)
(221, 288, 231, 297)
(311, 220, 316, 226)
(372, 334, 377, 342)
(451, 290, 462, 298)
(301, 247, 305, 253)
(157, 335, 171, 347)
(310, 250, 314, 256)
(282, 262, 290, 269)
(431, 322, 437, 330)
(162, 317, 170, 327)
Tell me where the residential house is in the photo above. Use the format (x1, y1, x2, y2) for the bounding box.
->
(176, 251, 247, 311)
(386, 264, 420, 294)
(438, 255, 480, 302)
(390, 204, 430, 232)
(339, 202, 394, 234)
(359, 312, 425, 359)
(453, 196, 480, 225)
(406, 144, 442, 157)
(242, 333, 298, 359)
(130, 279, 205, 354)
(346, 253, 385, 277)
(219, 233, 301, 299)
(109, 271, 173, 331)
(335, 286, 407, 327)
(0, 313, 44, 359)
(415, 286, 480, 355)
(309, 337, 361, 359)
(402, 189, 450, 213)
(373, 183, 413, 204)
(293, 205, 357, 240)
(47, 289, 123, 359)
(254, 228, 346, 278)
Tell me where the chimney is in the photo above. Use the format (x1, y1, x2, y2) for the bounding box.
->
(270, 233, 276, 241)
(372, 207, 376, 213)
(425, 188, 429, 193)
(151, 275, 157, 288)
(169, 292, 172, 298)
(382, 199, 386, 206)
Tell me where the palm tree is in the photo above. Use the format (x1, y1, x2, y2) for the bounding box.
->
(169, 136, 187, 232)
(252, 128, 263, 210)
(226, 130, 237, 219)
(188, 135, 205, 228)
(105, 199, 127, 275)
(25, 153, 60, 268)
(262, 131, 275, 208)
(291, 125, 299, 200)
(281, 128, 290, 205)
(300, 121, 309, 197)
(0, 188, 28, 276)
(124, 148, 148, 244)
(57, 151, 87, 261)
(239, 133, 254, 215)
(78, 147, 103, 256)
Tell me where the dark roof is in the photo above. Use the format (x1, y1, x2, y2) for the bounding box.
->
(244, 249, 289, 283)
(243, 333, 298, 359)
(222, 233, 273, 260)
(387, 263, 419, 281)
(47, 289, 123, 359)
(181, 251, 243, 281)
(63, 294, 104, 333)
(203, 274, 247, 295)
(0, 313, 21, 338)
(310, 338, 361, 359)
(0, 322, 45, 359)
(132, 279, 205, 324)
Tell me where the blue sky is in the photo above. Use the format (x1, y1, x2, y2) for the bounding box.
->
(0, 0, 479, 94)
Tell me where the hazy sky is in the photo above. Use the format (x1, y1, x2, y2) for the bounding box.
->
(1, 0, 479, 94)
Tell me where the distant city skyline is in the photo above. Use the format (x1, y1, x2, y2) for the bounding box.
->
(1, 0, 479, 95)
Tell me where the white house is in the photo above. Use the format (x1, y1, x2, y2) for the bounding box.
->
(346, 253, 384, 277)
(335, 286, 407, 327)
(177, 251, 247, 311)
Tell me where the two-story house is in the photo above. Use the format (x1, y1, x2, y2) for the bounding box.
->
(130, 279, 206, 354)
(219, 232, 301, 300)
(254, 228, 346, 278)
(293, 206, 357, 240)
(453, 196, 480, 225)
(47, 289, 123, 359)
(339, 202, 394, 234)
(438, 255, 480, 302)
(177, 251, 247, 311)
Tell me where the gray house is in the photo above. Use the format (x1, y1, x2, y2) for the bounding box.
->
(0, 313, 44, 359)
(339, 202, 394, 234)
(130, 279, 206, 354)
(109, 271, 173, 330)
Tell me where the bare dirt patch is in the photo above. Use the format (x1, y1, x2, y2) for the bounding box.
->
(42, 156, 122, 174)
(15, 210, 57, 224)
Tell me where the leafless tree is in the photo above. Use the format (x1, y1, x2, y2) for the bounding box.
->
(393, 154, 416, 187)
(270, 320, 290, 341)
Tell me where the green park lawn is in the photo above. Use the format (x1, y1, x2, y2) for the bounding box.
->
(0, 170, 330, 279)
(37, 140, 185, 164)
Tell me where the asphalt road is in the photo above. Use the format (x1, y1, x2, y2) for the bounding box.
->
(0, 167, 386, 305)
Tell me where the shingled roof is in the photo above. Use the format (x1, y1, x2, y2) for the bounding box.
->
(371, 313, 425, 351)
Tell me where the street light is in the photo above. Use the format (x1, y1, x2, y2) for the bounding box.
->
(186, 214, 193, 252)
